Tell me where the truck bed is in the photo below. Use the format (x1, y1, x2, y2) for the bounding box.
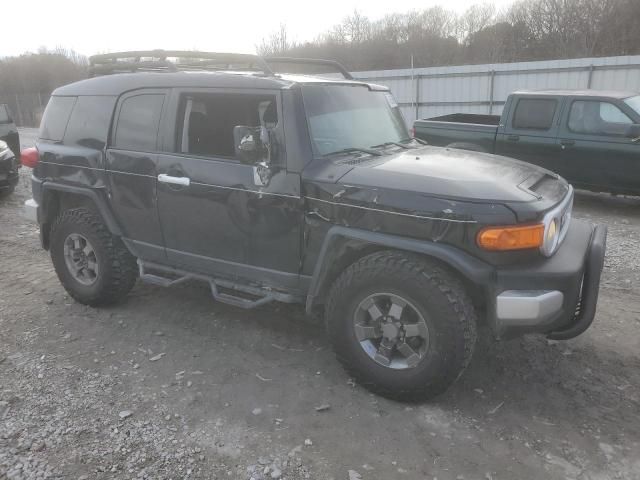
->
(413, 114, 500, 152)
(428, 113, 501, 125)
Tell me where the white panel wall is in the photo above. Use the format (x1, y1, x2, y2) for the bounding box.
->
(352, 55, 640, 124)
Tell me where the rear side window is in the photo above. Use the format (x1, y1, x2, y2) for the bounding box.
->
(64, 96, 116, 150)
(113, 94, 164, 152)
(40, 96, 76, 141)
(0, 104, 11, 124)
(512, 98, 557, 131)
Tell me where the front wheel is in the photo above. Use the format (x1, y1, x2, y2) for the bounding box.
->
(325, 251, 477, 401)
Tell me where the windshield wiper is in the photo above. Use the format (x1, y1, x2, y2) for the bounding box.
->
(323, 147, 382, 157)
(371, 141, 410, 150)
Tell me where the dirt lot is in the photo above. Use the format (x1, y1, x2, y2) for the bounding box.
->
(1, 129, 639, 480)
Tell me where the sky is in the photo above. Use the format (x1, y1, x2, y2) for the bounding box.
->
(2, 0, 516, 58)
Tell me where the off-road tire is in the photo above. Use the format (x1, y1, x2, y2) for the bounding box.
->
(325, 251, 477, 401)
(50, 208, 137, 306)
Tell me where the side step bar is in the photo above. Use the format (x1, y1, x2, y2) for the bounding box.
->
(137, 260, 299, 309)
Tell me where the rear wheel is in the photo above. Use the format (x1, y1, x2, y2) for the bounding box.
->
(325, 251, 477, 401)
(50, 208, 137, 306)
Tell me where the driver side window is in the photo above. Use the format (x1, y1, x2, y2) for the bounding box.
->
(177, 93, 278, 161)
(568, 100, 632, 136)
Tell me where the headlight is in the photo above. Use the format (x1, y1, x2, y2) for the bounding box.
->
(540, 187, 573, 257)
(0, 140, 7, 152)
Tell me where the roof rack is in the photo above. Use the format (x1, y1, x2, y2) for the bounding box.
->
(263, 57, 354, 80)
(89, 50, 276, 77)
(88, 50, 353, 79)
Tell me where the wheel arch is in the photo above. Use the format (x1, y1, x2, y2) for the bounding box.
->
(40, 182, 122, 250)
(305, 226, 494, 315)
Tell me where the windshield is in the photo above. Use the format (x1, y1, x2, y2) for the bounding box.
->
(302, 85, 410, 156)
(624, 95, 640, 117)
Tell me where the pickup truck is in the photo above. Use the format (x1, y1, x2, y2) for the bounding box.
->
(413, 90, 640, 196)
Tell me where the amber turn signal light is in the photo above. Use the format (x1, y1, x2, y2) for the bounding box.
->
(477, 223, 544, 251)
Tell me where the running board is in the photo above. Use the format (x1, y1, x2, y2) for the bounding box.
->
(137, 260, 297, 309)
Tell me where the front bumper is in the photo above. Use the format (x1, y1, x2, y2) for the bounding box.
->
(489, 218, 607, 339)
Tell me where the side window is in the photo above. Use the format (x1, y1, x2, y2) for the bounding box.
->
(177, 93, 278, 160)
(64, 96, 116, 150)
(113, 94, 164, 152)
(40, 96, 76, 141)
(512, 98, 557, 131)
(568, 101, 633, 136)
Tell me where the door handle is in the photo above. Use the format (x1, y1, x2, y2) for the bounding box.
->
(507, 135, 520, 142)
(560, 140, 575, 149)
(158, 174, 191, 186)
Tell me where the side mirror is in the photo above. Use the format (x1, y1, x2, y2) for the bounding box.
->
(233, 125, 272, 163)
(625, 124, 640, 142)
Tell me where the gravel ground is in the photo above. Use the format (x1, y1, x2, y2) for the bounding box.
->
(1, 129, 639, 480)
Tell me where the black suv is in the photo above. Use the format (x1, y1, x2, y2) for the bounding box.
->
(22, 51, 606, 400)
(0, 103, 20, 196)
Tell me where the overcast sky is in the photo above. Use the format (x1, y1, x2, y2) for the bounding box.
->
(2, 0, 516, 58)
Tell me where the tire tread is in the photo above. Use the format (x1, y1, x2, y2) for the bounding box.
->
(325, 250, 477, 401)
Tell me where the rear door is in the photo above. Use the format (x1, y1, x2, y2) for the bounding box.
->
(155, 88, 303, 291)
(497, 96, 563, 174)
(557, 98, 640, 194)
(105, 89, 167, 262)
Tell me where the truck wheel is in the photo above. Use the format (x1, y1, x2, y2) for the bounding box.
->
(325, 251, 477, 401)
(50, 208, 137, 306)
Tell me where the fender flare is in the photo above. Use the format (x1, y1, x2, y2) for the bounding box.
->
(41, 182, 123, 236)
(305, 226, 494, 314)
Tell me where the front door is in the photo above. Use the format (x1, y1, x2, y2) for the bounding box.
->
(155, 88, 303, 291)
(497, 96, 563, 175)
(557, 98, 640, 195)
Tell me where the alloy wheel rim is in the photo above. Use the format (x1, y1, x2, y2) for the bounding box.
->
(353, 292, 430, 370)
(63, 233, 99, 285)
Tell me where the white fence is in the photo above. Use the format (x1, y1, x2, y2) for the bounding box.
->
(352, 55, 640, 124)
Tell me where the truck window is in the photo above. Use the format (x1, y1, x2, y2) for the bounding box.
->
(40, 96, 77, 141)
(113, 94, 165, 152)
(568, 101, 632, 136)
(64, 96, 116, 150)
(512, 98, 557, 131)
(176, 93, 278, 160)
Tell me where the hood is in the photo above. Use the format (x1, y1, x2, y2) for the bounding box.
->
(336, 146, 568, 203)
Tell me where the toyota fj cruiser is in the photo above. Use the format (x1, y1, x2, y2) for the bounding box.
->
(22, 51, 607, 401)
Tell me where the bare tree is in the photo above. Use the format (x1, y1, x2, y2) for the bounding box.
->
(257, 24, 295, 56)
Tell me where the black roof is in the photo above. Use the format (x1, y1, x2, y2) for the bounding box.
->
(54, 71, 384, 96)
(513, 89, 638, 99)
